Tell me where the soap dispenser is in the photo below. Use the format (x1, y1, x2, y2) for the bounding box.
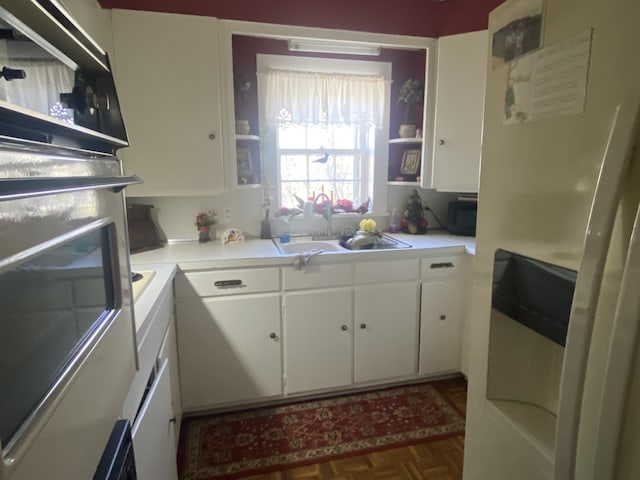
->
(279, 217, 291, 243)
(389, 208, 400, 233)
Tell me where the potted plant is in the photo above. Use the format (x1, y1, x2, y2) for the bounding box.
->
(234, 72, 252, 135)
(195, 210, 217, 243)
(397, 78, 424, 138)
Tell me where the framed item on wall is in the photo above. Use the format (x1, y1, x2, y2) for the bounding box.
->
(237, 148, 253, 175)
(400, 149, 421, 175)
(489, 0, 544, 69)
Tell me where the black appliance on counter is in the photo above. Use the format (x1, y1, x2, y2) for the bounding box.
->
(447, 198, 477, 236)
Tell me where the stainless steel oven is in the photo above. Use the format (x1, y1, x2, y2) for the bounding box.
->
(0, 142, 140, 480)
(0, 1, 140, 479)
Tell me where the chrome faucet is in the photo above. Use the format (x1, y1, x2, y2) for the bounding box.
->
(312, 193, 333, 238)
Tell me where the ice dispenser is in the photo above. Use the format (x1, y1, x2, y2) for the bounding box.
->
(486, 249, 577, 453)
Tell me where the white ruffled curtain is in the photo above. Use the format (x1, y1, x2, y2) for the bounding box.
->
(264, 69, 385, 128)
(0, 60, 74, 118)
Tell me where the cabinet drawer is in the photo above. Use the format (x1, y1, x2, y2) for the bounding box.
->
(282, 263, 352, 290)
(175, 268, 280, 298)
(355, 258, 419, 284)
(421, 255, 462, 280)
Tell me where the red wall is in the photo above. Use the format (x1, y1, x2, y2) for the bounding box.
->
(100, 0, 504, 37)
(232, 36, 425, 133)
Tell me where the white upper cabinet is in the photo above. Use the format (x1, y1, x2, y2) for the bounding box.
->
(430, 30, 488, 193)
(112, 10, 226, 196)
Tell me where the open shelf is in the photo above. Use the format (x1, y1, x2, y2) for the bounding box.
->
(388, 181, 420, 186)
(389, 137, 423, 144)
(236, 134, 260, 141)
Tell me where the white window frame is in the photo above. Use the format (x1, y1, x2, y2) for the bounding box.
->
(257, 54, 389, 211)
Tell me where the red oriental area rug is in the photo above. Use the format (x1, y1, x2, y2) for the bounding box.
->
(178, 381, 465, 480)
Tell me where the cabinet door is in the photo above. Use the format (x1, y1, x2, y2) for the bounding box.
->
(354, 282, 419, 383)
(158, 318, 181, 450)
(176, 294, 282, 410)
(132, 359, 178, 480)
(420, 279, 462, 375)
(432, 30, 488, 193)
(112, 10, 225, 196)
(284, 288, 353, 394)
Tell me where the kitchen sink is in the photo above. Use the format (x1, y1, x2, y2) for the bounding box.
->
(273, 234, 411, 255)
(273, 238, 341, 255)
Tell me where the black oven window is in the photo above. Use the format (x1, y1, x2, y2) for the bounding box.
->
(0, 225, 117, 449)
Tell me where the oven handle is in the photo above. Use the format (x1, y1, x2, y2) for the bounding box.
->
(0, 175, 143, 201)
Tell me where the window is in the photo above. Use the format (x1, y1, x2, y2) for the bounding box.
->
(258, 55, 390, 213)
(277, 122, 374, 210)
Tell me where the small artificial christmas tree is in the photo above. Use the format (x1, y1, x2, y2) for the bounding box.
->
(400, 189, 428, 234)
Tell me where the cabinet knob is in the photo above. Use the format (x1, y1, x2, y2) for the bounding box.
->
(341, 325, 348, 331)
(360, 323, 367, 329)
(208, 133, 216, 140)
(169, 417, 176, 424)
(440, 314, 447, 320)
(269, 332, 277, 339)
(439, 139, 445, 145)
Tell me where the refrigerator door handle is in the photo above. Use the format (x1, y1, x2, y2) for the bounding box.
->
(589, 201, 640, 480)
(554, 99, 640, 480)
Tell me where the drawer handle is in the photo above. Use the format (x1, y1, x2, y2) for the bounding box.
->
(430, 262, 454, 269)
(214, 280, 246, 289)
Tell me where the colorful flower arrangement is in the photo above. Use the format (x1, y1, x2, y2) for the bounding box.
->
(195, 210, 217, 229)
(359, 218, 377, 233)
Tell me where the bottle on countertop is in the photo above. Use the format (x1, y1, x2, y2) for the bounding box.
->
(279, 217, 291, 243)
(388, 208, 400, 233)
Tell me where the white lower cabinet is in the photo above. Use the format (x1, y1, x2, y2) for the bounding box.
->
(354, 282, 419, 383)
(132, 359, 178, 480)
(158, 319, 182, 450)
(419, 278, 463, 375)
(177, 293, 282, 410)
(283, 288, 353, 394)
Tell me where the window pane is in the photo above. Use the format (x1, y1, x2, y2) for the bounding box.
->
(332, 124, 358, 149)
(309, 155, 334, 181)
(278, 125, 306, 149)
(281, 181, 309, 208)
(336, 181, 357, 204)
(334, 154, 355, 180)
(280, 155, 307, 181)
(306, 124, 331, 150)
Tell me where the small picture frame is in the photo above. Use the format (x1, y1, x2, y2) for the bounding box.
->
(400, 149, 421, 175)
(489, 0, 544, 69)
(237, 148, 253, 175)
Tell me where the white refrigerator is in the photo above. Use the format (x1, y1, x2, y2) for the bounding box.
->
(463, 0, 640, 479)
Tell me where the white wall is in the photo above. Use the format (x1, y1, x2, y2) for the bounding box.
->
(127, 186, 459, 242)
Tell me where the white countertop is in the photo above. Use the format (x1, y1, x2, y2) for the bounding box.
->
(130, 262, 176, 341)
(130, 232, 475, 271)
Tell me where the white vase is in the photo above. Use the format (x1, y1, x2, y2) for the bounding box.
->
(235, 120, 250, 135)
(399, 124, 417, 138)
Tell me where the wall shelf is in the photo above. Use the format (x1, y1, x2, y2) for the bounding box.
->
(388, 181, 420, 186)
(236, 134, 260, 141)
(389, 137, 423, 144)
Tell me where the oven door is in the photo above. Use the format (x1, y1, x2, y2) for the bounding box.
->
(0, 143, 140, 480)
